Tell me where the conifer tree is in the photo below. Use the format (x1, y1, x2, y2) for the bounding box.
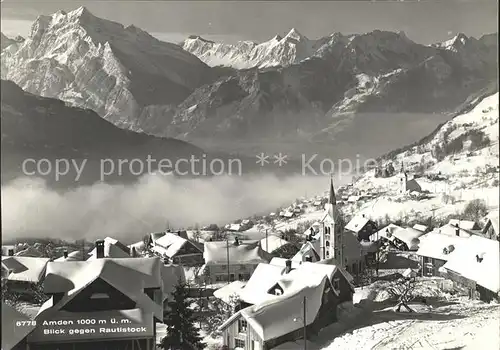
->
(160, 283, 205, 350)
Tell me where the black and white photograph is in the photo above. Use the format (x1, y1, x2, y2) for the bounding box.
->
(1, 0, 499, 349)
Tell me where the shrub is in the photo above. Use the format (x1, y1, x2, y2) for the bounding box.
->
(462, 199, 488, 222)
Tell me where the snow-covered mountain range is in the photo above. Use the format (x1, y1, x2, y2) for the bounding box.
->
(1, 7, 227, 129)
(1, 7, 497, 159)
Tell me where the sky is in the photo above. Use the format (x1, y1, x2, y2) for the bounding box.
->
(0, 0, 498, 44)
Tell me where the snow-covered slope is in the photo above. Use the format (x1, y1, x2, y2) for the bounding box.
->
(346, 90, 499, 221)
(0, 7, 218, 129)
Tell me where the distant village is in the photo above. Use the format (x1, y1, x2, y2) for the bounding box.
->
(2, 166, 499, 350)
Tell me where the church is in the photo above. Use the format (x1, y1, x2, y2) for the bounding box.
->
(294, 178, 367, 275)
(398, 165, 423, 194)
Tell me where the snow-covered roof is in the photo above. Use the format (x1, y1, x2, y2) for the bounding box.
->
(376, 224, 425, 250)
(43, 257, 163, 294)
(345, 215, 370, 233)
(1, 256, 50, 283)
(292, 241, 321, 262)
(54, 250, 85, 262)
(443, 236, 499, 294)
(271, 257, 355, 289)
(483, 210, 499, 235)
(213, 281, 247, 304)
(237, 276, 327, 341)
(435, 223, 473, 238)
(203, 240, 270, 265)
(413, 224, 428, 232)
(149, 232, 166, 243)
(260, 235, 292, 253)
(448, 219, 480, 231)
(416, 232, 469, 261)
(152, 232, 202, 258)
(87, 237, 130, 259)
(2, 303, 36, 350)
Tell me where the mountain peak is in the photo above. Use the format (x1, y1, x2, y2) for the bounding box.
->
(284, 28, 307, 41)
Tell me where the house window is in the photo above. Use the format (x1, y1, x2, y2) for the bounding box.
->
(235, 338, 245, 349)
(238, 319, 248, 333)
(333, 278, 340, 291)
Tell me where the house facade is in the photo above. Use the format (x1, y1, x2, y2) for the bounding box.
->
(202, 239, 271, 284)
(415, 232, 468, 277)
(218, 259, 354, 350)
(442, 236, 499, 302)
(26, 245, 164, 350)
(149, 231, 204, 266)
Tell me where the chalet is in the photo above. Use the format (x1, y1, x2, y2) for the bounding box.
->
(217, 260, 354, 350)
(297, 179, 367, 275)
(416, 232, 469, 277)
(149, 231, 204, 265)
(202, 238, 271, 284)
(87, 237, 131, 259)
(482, 210, 499, 240)
(259, 234, 297, 257)
(442, 236, 499, 302)
(2, 303, 37, 350)
(345, 214, 378, 241)
(375, 224, 425, 251)
(1, 256, 50, 299)
(27, 254, 166, 350)
(448, 219, 481, 231)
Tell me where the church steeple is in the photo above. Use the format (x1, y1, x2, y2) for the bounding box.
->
(329, 176, 336, 205)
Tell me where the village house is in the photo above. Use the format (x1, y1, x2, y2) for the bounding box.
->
(482, 210, 499, 240)
(297, 179, 368, 276)
(87, 237, 131, 259)
(442, 235, 499, 302)
(375, 224, 426, 251)
(26, 249, 166, 350)
(415, 232, 469, 277)
(1, 255, 50, 300)
(217, 259, 354, 350)
(202, 238, 271, 284)
(2, 302, 37, 350)
(345, 214, 378, 241)
(148, 231, 204, 265)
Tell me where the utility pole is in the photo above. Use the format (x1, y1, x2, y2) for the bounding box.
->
(266, 229, 269, 253)
(226, 239, 230, 285)
(303, 296, 307, 350)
